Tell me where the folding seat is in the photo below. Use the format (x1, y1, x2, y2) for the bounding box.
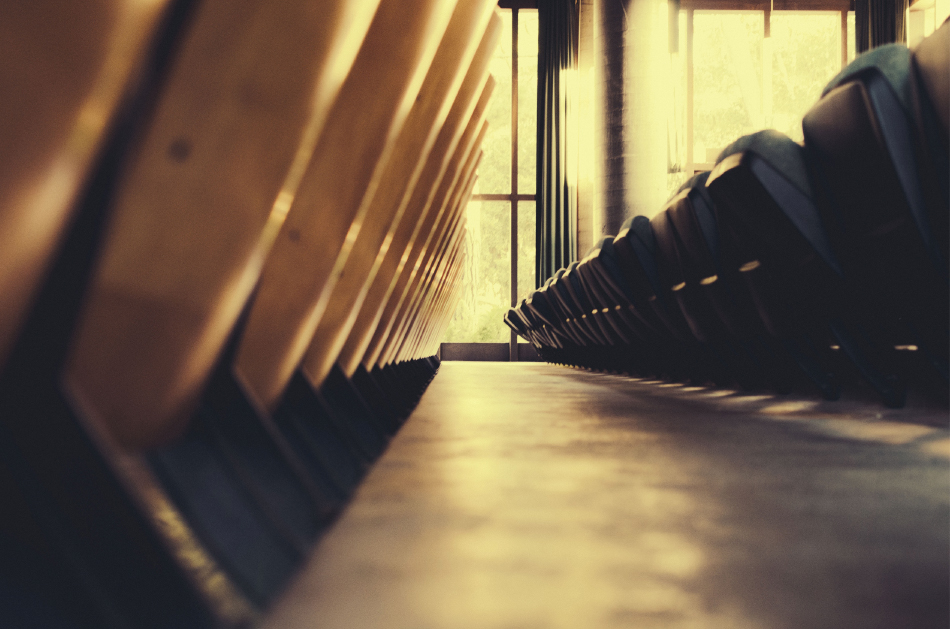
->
(388, 140, 488, 364)
(802, 29, 949, 385)
(229, 4, 494, 498)
(551, 261, 626, 369)
(651, 204, 759, 387)
(548, 264, 603, 353)
(294, 5, 499, 418)
(336, 64, 496, 425)
(567, 261, 622, 347)
(574, 251, 636, 346)
(536, 269, 585, 351)
(402, 190, 477, 362)
(659, 173, 812, 393)
(611, 214, 720, 383)
(520, 276, 569, 359)
(505, 300, 559, 359)
(233, 0, 456, 422)
(359, 102, 493, 373)
(0, 2, 167, 372)
(570, 252, 650, 373)
(335, 69, 497, 384)
(707, 129, 900, 405)
(519, 278, 574, 354)
(0, 4, 176, 624)
(373, 125, 487, 367)
(503, 307, 533, 345)
(0, 0, 470, 622)
(384, 149, 483, 365)
(146, 0, 456, 606)
(324, 120, 486, 410)
(353, 123, 485, 403)
(576, 237, 669, 375)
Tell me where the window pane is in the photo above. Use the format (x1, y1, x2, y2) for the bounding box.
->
(517, 200, 536, 296)
(770, 12, 841, 143)
(939, 0, 950, 26)
(693, 11, 763, 165)
(668, 10, 689, 198)
(847, 11, 855, 62)
(518, 9, 538, 194)
(473, 10, 512, 195)
(441, 200, 510, 343)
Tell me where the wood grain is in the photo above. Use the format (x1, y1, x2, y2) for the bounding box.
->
(0, 0, 167, 368)
(335, 30, 501, 378)
(65, 0, 382, 448)
(397, 159, 480, 362)
(386, 158, 478, 363)
(385, 148, 482, 365)
(233, 0, 459, 414)
(347, 78, 497, 373)
(299, 0, 497, 389)
(373, 118, 490, 368)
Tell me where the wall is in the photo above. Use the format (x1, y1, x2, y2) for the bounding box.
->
(588, 0, 671, 242)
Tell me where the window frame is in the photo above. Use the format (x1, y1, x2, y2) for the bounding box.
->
(468, 4, 537, 360)
(680, 0, 853, 174)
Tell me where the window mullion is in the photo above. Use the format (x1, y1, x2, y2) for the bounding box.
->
(510, 7, 519, 360)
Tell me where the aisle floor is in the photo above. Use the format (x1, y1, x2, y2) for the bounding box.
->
(266, 362, 949, 629)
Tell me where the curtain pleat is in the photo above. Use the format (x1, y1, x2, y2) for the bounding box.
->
(855, 0, 909, 53)
(536, 0, 578, 285)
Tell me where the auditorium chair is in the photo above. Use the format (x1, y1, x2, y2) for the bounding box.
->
(296, 5, 499, 399)
(802, 30, 948, 388)
(3, 0, 388, 621)
(335, 76, 498, 384)
(520, 278, 577, 355)
(146, 0, 458, 607)
(378, 145, 484, 367)
(665, 173, 812, 393)
(545, 264, 599, 356)
(707, 130, 899, 404)
(0, 0, 490, 625)
(534, 269, 580, 350)
(0, 4, 183, 625)
(321, 53, 496, 436)
(528, 280, 567, 333)
(566, 248, 643, 373)
(577, 237, 669, 375)
(511, 25, 947, 406)
(228, 1, 493, 514)
(375, 137, 485, 367)
(360, 110, 493, 371)
(288, 86, 489, 437)
(505, 301, 557, 359)
(0, 2, 168, 373)
(612, 214, 723, 384)
(652, 191, 773, 389)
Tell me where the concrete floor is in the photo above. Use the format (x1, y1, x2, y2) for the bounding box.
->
(265, 362, 950, 629)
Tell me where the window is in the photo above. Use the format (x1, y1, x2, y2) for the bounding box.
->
(442, 5, 538, 347)
(908, 0, 950, 47)
(672, 1, 855, 184)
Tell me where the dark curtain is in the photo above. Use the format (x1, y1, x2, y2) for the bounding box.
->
(536, 0, 578, 286)
(855, 0, 909, 53)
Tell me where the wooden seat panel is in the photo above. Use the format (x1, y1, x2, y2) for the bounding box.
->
(388, 152, 481, 363)
(373, 119, 489, 367)
(298, 2, 499, 389)
(0, 1, 168, 369)
(64, 0, 383, 449)
(337, 76, 497, 375)
(233, 0, 458, 414)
